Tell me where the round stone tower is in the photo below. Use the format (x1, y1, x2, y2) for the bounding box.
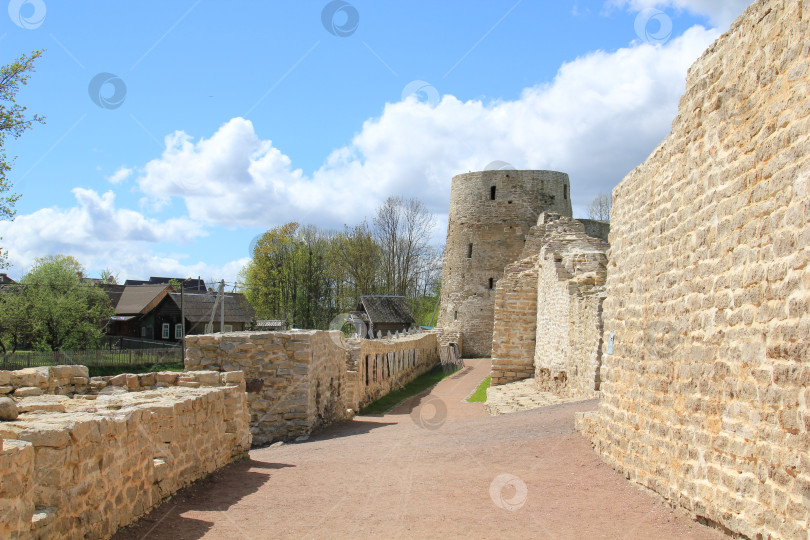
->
(437, 170, 573, 358)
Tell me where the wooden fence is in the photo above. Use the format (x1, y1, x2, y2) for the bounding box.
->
(0, 348, 182, 371)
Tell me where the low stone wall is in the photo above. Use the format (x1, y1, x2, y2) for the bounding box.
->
(0, 369, 250, 539)
(347, 333, 439, 408)
(0, 365, 91, 398)
(185, 330, 440, 445)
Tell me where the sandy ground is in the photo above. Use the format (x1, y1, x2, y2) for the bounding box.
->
(115, 358, 725, 540)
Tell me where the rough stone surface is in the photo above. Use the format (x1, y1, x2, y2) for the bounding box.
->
(437, 170, 573, 358)
(185, 330, 439, 446)
(578, 1, 810, 538)
(0, 370, 250, 540)
(0, 397, 18, 421)
(483, 378, 584, 416)
(491, 213, 608, 398)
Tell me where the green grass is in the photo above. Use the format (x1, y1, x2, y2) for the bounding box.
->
(87, 362, 185, 378)
(359, 364, 461, 415)
(466, 376, 491, 402)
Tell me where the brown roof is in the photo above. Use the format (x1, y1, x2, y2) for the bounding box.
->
(357, 296, 414, 325)
(168, 292, 255, 323)
(115, 284, 171, 315)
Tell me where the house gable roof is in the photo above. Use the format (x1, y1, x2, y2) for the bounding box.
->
(357, 295, 414, 325)
(168, 292, 255, 323)
(115, 284, 171, 315)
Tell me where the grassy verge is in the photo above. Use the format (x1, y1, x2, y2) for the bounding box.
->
(87, 362, 185, 378)
(466, 376, 491, 402)
(359, 364, 461, 415)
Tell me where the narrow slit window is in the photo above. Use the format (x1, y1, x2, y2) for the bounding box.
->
(454, 311, 458, 321)
(564, 184, 569, 200)
(489, 278, 494, 289)
(467, 243, 473, 258)
(490, 186, 496, 200)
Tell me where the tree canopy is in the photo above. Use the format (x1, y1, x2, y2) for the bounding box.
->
(0, 255, 114, 352)
(240, 197, 442, 329)
(587, 192, 612, 221)
(0, 50, 45, 268)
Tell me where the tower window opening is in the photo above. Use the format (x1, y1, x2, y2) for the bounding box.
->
(467, 243, 473, 258)
(490, 186, 496, 200)
(564, 184, 569, 200)
(454, 311, 458, 321)
(489, 278, 494, 289)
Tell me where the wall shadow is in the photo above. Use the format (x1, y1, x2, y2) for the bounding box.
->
(112, 458, 293, 540)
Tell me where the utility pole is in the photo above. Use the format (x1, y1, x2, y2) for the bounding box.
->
(220, 279, 225, 332)
(181, 280, 186, 363)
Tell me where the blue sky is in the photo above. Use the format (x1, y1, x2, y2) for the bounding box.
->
(0, 0, 753, 283)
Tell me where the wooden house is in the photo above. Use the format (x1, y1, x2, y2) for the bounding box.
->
(349, 295, 415, 338)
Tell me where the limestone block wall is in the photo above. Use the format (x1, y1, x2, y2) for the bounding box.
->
(437, 170, 573, 358)
(185, 330, 352, 446)
(491, 256, 539, 385)
(347, 333, 439, 408)
(0, 371, 250, 539)
(0, 365, 90, 398)
(491, 213, 608, 394)
(578, 1, 810, 538)
(186, 330, 440, 443)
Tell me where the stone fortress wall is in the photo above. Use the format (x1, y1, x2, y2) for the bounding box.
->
(0, 366, 250, 540)
(437, 170, 573, 358)
(578, 1, 810, 538)
(491, 213, 608, 397)
(185, 330, 439, 445)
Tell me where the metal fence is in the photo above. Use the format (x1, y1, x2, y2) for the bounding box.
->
(102, 336, 181, 350)
(0, 347, 182, 370)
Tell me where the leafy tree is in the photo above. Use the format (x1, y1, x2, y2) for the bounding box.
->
(100, 268, 119, 285)
(0, 50, 46, 268)
(0, 283, 33, 353)
(7, 255, 114, 351)
(587, 192, 612, 221)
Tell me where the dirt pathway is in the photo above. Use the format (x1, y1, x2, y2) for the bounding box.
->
(116, 359, 724, 539)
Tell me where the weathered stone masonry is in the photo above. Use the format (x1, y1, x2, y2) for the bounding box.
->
(491, 213, 608, 399)
(0, 366, 250, 540)
(185, 330, 439, 446)
(578, 1, 810, 538)
(437, 170, 573, 358)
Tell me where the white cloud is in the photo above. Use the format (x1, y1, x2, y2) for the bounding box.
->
(107, 166, 133, 185)
(608, 0, 754, 27)
(0, 188, 212, 279)
(135, 25, 720, 229)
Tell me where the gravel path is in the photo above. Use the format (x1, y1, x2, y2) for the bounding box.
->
(115, 359, 724, 539)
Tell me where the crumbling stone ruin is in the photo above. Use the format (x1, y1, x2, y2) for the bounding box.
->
(437, 170, 573, 358)
(577, 0, 810, 537)
(185, 330, 439, 445)
(0, 366, 250, 539)
(491, 213, 608, 400)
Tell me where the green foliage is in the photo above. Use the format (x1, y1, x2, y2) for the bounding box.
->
(0, 255, 114, 351)
(240, 197, 443, 331)
(0, 50, 46, 269)
(359, 364, 459, 415)
(467, 376, 491, 403)
(100, 268, 119, 285)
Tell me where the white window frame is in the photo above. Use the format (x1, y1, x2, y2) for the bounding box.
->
(162, 323, 170, 339)
(141, 327, 147, 337)
(223, 324, 233, 333)
(175, 323, 183, 339)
